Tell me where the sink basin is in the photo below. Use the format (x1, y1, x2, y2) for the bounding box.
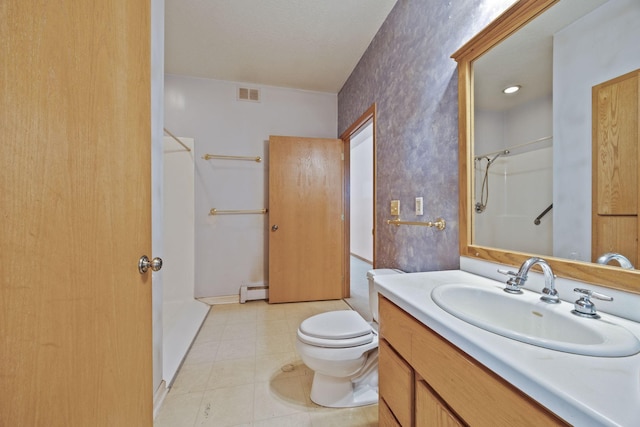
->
(431, 283, 640, 357)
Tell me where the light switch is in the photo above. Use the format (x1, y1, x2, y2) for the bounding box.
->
(415, 197, 424, 216)
(390, 200, 400, 216)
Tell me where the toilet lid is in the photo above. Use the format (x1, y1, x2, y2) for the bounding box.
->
(297, 328, 374, 348)
(299, 310, 372, 340)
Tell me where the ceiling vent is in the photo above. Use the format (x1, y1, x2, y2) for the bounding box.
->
(237, 87, 261, 103)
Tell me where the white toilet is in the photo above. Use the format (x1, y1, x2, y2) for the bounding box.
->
(295, 269, 403, 408)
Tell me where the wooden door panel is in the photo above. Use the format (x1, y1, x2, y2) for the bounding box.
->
(0, 1, 152, 425)
(592, 70, 639, 264)
(593, 71, 638, 215)
(268, 136, 343, 303)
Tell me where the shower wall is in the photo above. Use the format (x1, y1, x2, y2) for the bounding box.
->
(162, 137, 208, 385)
(474, 148, 553, 254)
(474, 95, 553, 254)
(164, 75, 337, 298)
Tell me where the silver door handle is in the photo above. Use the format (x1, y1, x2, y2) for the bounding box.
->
(271, 224, 279, 231)
(138, 255, 163, 274)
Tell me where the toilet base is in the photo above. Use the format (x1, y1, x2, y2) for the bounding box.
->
(309, 350, 378, 408)
(310, 372, 378, 408)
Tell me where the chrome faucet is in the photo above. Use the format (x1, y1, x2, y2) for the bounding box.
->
(596, 252, 635, 270)
(498, 257, 560, 303)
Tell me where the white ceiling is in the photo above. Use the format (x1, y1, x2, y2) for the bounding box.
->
(165, 0, 397, 93)
(474, 0, 607, 111)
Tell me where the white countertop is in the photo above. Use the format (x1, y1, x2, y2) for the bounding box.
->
(374, 270, 640, 427)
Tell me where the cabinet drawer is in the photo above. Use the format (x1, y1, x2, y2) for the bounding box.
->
(412, 320, 567, 426)
(379, 339, 413, 427)
(379, 295, 417, 361)
(379, 397, 402, 427)
(415, 378, 463, 427)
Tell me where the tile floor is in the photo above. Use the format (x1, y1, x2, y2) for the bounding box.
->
(154, 298, 378, 427)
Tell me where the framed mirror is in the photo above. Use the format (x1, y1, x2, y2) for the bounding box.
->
(453, 0, 640, 293)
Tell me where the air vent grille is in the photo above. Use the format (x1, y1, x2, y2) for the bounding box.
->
(237, 87, 261, 103)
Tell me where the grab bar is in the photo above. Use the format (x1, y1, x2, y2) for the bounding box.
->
(386, 218, 446, 230)
(203, 154, 262, 162)
(209, 208, 268, 215)
(534, 204, 553, 225)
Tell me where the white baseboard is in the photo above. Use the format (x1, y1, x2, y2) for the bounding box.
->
(240, 283, 269, 303)
(197, 295, 239, 305)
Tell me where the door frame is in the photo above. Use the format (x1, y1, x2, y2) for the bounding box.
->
(340, 103, 377, 298)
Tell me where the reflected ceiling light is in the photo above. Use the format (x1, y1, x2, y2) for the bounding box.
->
(502, 85, 521, 94)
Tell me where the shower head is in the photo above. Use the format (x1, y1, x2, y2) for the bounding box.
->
(487, 153, 501, 165)
(475, 149, 510, 164)
(475, 149, 509, 215)
(487, 149, 510, 165)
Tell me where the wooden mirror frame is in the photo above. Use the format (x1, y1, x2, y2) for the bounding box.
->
(452, 0, 640, 294)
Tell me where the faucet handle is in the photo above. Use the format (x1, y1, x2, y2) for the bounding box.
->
(497, 269, 517, 277)
(497, 269, 523, 294)
(572, 288, 613, 319)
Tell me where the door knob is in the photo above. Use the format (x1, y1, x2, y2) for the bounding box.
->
(138, 255, 163, 274)
(271, 224, 279, 231)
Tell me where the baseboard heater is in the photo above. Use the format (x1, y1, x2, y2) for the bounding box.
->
(240, 283, 269, 303)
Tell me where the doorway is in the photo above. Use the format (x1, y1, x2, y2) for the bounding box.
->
(341, 105, 376, 318)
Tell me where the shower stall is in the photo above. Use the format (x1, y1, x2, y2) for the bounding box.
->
(473, 139, 553, 255)
(162, 135, 209, 385)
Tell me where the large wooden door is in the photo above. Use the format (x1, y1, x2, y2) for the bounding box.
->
(0, 1, 152, 425)
(268, 136, 344, 303)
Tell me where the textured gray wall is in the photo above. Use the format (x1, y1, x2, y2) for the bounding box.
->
(339, 0, 515, 272)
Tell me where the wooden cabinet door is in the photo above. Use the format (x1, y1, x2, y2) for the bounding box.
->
(379, 339, 414, 427)
(268, 135, 344, 303)
(0, 1, 152, 425)
(415, 379, 464, 427)
(592, 69, 640, 265)
(379, 398, 403, 427)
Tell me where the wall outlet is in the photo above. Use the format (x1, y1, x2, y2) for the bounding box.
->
(415, 197, 424, 216)
(390, 200, 400, 216)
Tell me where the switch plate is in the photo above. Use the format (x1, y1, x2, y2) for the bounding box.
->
(390, 200, 400, 216)
(415, 197, 424, 216)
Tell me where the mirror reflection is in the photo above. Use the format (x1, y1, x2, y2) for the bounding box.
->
(472, 0, 640, 269)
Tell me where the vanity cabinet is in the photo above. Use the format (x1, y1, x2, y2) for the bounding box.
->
(378, 296, 568, 426)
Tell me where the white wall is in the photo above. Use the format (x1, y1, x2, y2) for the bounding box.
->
(350, 123, 374, 262)
(164, 75, 337, 297)
(553, 0, 640, 261)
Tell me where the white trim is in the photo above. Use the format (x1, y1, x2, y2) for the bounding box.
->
(197, 295, 239, 305)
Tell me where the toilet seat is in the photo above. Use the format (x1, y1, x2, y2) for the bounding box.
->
(297, 310, 374, 348)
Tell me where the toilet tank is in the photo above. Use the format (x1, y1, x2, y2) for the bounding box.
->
(367, 268, 403, 322)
